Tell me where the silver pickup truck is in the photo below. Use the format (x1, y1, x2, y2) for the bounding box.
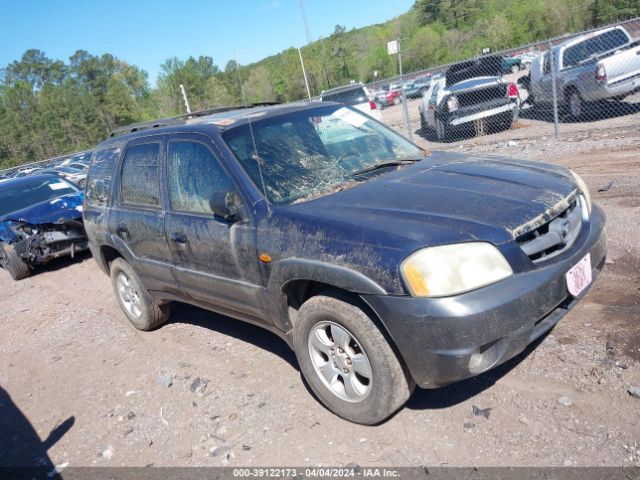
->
(529, 26, 640, 119)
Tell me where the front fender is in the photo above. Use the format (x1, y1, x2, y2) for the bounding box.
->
(0, 221, 20, 244)
(266, 258, 388, 333)
(271, 258, 387, 296)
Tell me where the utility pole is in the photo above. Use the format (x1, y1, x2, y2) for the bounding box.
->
(388, 39, 413, 141)
(298, 47, 312, 99)
(179, 84, 191, 114)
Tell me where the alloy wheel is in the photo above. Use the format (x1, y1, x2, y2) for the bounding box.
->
(307, 321, 372, 403)
(116, 272, 142, 319)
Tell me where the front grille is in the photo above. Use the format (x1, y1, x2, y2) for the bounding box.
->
(517, 197, 584, 262)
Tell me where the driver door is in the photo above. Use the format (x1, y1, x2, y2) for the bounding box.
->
(162, 134, 264, 320)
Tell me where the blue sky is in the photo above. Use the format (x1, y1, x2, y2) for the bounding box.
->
(1, 0, 414, 86)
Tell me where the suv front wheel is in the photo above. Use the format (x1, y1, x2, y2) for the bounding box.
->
(293, 293, 414, 425)
(109, 258, 171, 331)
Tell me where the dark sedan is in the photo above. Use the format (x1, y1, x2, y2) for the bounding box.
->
(0, 175, 88, 280)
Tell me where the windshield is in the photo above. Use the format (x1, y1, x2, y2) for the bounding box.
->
(0, 177, 79, 216)
(223, 105, 422, 205)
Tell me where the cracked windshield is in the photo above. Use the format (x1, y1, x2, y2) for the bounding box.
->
(224, 105, 422, 204)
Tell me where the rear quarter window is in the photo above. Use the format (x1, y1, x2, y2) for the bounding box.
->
(86, 148, 119, 206)
(120, 143, 161, 208)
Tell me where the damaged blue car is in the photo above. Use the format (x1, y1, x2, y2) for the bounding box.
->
(0, 175, 88, 280)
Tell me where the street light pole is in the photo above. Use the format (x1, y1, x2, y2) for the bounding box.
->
(298, 47, 312, 100)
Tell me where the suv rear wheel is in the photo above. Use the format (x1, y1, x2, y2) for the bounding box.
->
(109, 258, 170, 331)
(293, 293, 414, 425)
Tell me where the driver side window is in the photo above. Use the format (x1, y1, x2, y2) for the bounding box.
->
(167, 140, 233, 215)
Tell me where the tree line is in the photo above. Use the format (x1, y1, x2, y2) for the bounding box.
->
(1, 0, 637, 169)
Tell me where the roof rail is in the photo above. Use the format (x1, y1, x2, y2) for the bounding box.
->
(108, 102, 281, 138)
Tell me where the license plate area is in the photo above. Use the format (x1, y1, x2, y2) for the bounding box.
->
(566, 253, 592, 297)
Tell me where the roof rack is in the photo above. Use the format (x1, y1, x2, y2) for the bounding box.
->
(108, 102, 281, 138)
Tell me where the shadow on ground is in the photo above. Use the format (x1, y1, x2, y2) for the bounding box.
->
(520, 99, 640, 124)
(29, 250, 92, 278)
(167, 302, 298, 370)
(168, 300, 553, 422)
(0, 385, 73, 477)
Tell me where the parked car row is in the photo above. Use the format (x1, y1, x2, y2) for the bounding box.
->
(3, 151, 91, 187)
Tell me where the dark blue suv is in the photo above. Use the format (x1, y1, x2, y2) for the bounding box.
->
(83, 102, 606, 424)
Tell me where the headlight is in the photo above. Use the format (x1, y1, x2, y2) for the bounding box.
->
(570, 170, 591, 213)
(401, 242, 513, 297)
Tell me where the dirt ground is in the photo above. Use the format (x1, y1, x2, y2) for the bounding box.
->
(1, 98, 639, 469)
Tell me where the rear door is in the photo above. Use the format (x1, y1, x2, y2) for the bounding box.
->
(109, 137, 177, 293)
(162, 134, 264, 320)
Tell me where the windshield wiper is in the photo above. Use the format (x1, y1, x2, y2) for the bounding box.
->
(350, 159, 419, 177)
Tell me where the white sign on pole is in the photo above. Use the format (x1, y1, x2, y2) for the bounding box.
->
(387, 40, 399, 55)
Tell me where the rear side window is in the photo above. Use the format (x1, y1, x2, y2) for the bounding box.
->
(563, 29, 629, 68)
(597, 29, 629, 51)
(167, 141, 233, 214)
(120, 143, 161, 207)
(86, 148, 119, 206)
(321, 87, 368, 106)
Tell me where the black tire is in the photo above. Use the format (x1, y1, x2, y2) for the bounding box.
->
(567, 88, 584, 121)
(435, 117, 449, 142)
(293, 293, 414, 425)
(109, 257, 170, 331)
(0, 242, 31, 280)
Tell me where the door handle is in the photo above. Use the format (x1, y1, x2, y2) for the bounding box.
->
(116, 225, 130, 239)
(169, 232, 188, 244)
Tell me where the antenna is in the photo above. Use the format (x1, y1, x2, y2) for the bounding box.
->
(299, 0, 312, 44)
(236, 62, 271, 216)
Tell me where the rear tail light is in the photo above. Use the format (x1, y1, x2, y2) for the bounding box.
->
(447, 96, 459, 112)
(369, 99, 377, 110)
(507, 82, 519, 98)
(595, 63, 606, 83)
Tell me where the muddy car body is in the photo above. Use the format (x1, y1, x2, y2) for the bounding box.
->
(0, 175, 88, 280)
(83, 102, 606, 424)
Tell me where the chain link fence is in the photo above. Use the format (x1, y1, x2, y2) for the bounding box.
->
(2, 16, 640, 180)
(0, 150, 92, 181)
(348, 16, 640, 145)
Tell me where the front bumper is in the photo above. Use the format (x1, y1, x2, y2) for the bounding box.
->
(362, 205, 606, 388)
(13, 228, 88, 265)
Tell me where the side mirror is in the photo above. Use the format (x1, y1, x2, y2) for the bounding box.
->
(209, 191, 240, 221)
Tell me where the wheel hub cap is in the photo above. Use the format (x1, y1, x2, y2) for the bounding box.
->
(117, 272, 142, 319)
(308, 321, 372, 403)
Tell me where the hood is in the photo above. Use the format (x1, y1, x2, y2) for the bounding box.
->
(446, 56, 503, 86)
(0, 192, 84, 226)
(288, 152, 577, 249)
